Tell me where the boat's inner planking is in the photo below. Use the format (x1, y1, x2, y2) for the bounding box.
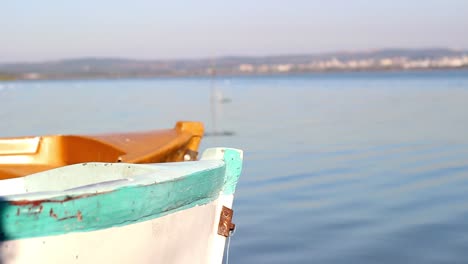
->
(0, 121, 203, 179)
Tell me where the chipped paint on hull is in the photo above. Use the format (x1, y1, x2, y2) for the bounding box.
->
(0, 167, 225, 240)
(1, 198, 224, 264)
(201, 148, 243, 195)
(0, 148, 243, 242)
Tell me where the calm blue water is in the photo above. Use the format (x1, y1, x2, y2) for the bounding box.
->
(1, 70, 468, 263)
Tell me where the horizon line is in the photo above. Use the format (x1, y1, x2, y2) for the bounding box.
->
(1, 47, 467, 65)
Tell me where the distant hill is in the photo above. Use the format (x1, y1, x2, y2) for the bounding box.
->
(1, 48, 467, 80)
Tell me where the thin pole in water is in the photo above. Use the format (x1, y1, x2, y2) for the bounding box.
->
(210, 59, 218, 136)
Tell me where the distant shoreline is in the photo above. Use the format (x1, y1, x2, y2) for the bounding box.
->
(1, 68, 467, 83)
(1, 48, 467, 82)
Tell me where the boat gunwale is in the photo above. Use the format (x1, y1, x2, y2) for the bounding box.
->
(0, 148, 243, 241)
(1, 160, 225, 201)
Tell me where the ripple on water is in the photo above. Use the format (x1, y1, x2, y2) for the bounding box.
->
(234, 141, 468, 263)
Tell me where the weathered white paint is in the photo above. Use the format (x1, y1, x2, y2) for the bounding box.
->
(0, 159, 224, 199)
(201, 148, 237, 262)
(209, 194, 234, 264)
(0, 148, 243, 264)
(0, 177, 24, 196)
(0, 195, 230, 264)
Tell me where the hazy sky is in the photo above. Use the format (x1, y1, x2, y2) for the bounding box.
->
(2, 0, 467, 62)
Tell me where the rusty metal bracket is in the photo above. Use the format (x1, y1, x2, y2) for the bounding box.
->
(218, 206, 235, 237)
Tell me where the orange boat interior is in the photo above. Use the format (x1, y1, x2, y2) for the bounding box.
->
(0, 121, 204, 179)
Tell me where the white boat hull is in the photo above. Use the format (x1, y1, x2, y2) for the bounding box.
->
(0, 148, 242, 264)
(1, 195, 233, 264)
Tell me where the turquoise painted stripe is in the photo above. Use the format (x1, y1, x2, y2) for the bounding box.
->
(222, 149, 243, 195)
(0, 148, 243, 241)
(0, 166, 225, 240)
